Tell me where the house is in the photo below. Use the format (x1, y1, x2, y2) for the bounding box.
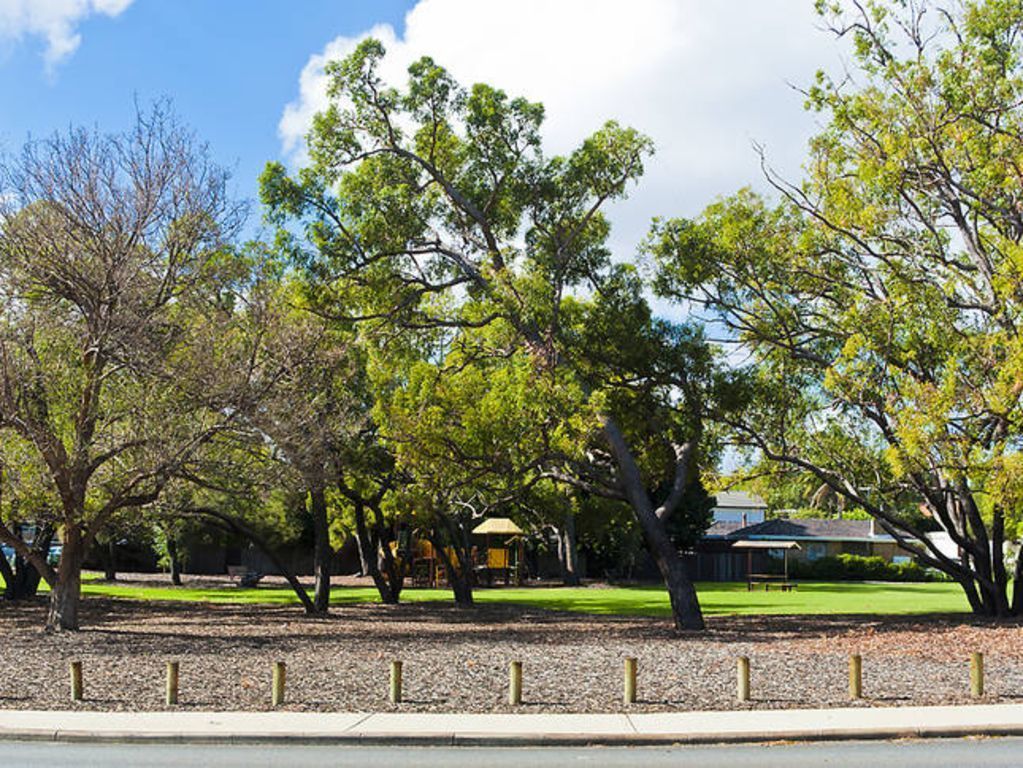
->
(693, 516, 913, 581)
(710, 491, 767, 526)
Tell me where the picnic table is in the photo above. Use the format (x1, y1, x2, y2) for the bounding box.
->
(746, 573, 797, 592)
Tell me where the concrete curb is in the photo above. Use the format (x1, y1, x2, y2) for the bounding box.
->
(2, 704, 1023, 747)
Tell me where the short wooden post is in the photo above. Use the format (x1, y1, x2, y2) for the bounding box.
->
(271, 661, 286, 706)
(508, 661, 522, 705)
(69, 661, 83, 702)
(970, 651, 984, 698)
(390, 660, 403, 704)
(737, 656, 750, 702)
(617, 658, 634, 707)
(849, 654, 862, 699)
(166, 661, 180, 706)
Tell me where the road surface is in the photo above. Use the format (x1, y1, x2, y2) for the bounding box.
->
(0, 737, 1018, 767)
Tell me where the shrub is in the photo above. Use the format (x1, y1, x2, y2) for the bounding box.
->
(781, 553, 938, 582)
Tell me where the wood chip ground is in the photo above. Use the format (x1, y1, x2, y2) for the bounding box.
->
(2, 580, 1021, 714)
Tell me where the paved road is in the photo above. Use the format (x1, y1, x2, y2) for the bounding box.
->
(0, 738, 1020, 767)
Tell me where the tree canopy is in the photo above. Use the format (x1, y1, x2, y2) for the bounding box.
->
(651, 0, 1023, 616)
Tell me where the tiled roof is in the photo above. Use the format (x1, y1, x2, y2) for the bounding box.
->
(725, 518, 886, 541)
(705, 520, 746, 538)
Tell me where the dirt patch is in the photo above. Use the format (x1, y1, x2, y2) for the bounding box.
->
(2, 594, 1022, 713)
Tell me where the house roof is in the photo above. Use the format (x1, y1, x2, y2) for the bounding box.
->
(722, 517, 895, 543)
(706, 520, 746, 538)
(712, 491, 767, 509)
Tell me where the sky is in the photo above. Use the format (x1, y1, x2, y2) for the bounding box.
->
(0, 0, 846, 252)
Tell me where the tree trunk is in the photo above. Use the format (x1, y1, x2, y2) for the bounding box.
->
(167, 536, 182, 586)
(990, 509, 1010, 617)
(354, 533, 371, 576)
(308, 484, 331, 614)
(2, 525, 52, 600)
(430, 523, 473, 608)
(351, 501, 398, 605)
(646, 523, 703, 631)
(373, 507, 404, 602)
(46, 525, 86, 632)
(1012, 543, 1023, 615)
(103, 539, 116, 582)
(961, 575, 984, 615)
(602, 418, 704, 631)
(0, 551, 15, 598)
(558, 513, 581, 586)
(353, 501, 398, 604)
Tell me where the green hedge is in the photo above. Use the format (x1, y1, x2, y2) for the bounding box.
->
(777, 553, 942, 582)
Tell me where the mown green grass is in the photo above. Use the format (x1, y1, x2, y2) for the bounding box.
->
(2, 570, 971, 617)
(45, 577, 971, 617)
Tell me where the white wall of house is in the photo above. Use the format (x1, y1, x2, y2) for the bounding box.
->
(711, 491, 767, 525)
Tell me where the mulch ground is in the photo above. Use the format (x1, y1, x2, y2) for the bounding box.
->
(2, 583, 1022, 713)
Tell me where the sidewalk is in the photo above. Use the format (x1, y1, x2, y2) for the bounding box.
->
(3, 703, 1023, 746)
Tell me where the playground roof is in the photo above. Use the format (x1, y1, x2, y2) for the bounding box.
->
(472, 518, 524, 536)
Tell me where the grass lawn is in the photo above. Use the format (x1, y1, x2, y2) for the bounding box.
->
(6, 577, 965, 617)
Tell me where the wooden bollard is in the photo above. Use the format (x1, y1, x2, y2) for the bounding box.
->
(69, 661, 83, 702)
(849, 654, 862, 699)
(271, 661, 286, 706)
(508, 661, 522, 706)
(971, 652, 984, 698)
(166, 661, 180, 706)
(623, 657, 637, 704)
(390, 660, 403, 704)
(737, 656, 750, 702)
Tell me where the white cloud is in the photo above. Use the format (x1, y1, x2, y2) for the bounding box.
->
(0, 0, 134, 70)
(279, 0, 843, 252)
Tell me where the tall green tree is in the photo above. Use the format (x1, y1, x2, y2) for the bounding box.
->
(652, 0, 1023, 616)
(261, 41, 727, 630)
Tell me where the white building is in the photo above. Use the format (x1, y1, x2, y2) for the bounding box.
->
(711, 491, 767, 526)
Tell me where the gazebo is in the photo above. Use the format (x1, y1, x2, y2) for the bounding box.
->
(731, 539, 800, 590)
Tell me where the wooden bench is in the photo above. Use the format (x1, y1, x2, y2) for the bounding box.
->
(747, 574, 797, 592)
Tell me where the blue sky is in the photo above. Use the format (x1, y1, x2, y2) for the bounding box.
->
(1, 0, 842, 250)
(0, 1, 414, 211)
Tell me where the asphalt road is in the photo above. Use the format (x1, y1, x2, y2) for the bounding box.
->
(0, 738, 1020, 768)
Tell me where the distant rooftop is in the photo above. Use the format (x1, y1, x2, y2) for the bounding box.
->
(724, 517, 894, 542)
(712, 491, 767, 509)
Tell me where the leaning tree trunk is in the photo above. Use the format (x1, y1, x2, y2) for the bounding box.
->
(646, 527, 703, 631)
(558, 513, 581, 586)
(192, 507, 318, 614)
(308, 484, 332, 614)
(354, 532, 371, 576)
(2, 525, 52, 600)
(602, 418, 704, 631)
(353, 501, 399, 604)
(47, 525, 86, 632)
